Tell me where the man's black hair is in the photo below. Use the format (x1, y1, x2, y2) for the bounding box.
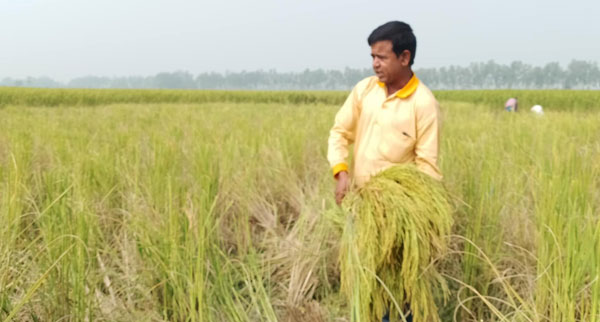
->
(367, 21, 417, 66)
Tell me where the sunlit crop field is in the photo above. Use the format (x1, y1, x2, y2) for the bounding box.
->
(0, 88, 598, 321)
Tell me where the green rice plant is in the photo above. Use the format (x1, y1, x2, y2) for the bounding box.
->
(0, 87, 348, 108)
(441, 102, 600, 321)
(0, 88, 598, 321)
(2, 87, 600, 111)
(339, 165, 453, 322)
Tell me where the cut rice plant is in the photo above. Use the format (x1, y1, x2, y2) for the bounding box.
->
(339, 164, 453, 322)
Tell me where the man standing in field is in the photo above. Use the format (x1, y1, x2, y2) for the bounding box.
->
(328, 21, 442, 205)
(327, 21, 442, 322)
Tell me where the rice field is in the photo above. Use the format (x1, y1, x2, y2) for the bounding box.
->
(0, 88, 598, 321)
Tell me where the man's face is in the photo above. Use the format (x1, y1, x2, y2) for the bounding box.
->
(370, 40, 410, 84)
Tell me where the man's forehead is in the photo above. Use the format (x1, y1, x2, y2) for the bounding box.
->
(371, 40, 393, 52)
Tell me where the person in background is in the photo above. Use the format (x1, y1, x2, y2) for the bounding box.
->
(531, 104, 544, 115)
(505, 97, 518, 112)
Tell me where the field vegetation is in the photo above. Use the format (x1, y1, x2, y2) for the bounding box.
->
(0, 88, 598, 321)
(2, 87, 600, 111)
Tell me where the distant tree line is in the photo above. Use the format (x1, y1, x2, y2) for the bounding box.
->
(2, 60, 599, 90)
(418, 60, 600, 90)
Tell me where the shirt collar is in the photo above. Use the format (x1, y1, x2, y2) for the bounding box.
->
(377, 73, 420, 99)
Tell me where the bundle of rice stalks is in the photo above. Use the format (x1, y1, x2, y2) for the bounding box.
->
(339, 164, 452, 322)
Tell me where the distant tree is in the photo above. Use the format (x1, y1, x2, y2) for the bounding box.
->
(153, 71, 196, 89)
(542, 62, 564, 89)
(565, 60, 600, 89)
(69, 76, 112, 88)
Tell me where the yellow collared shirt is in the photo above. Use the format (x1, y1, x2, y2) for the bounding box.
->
(327, 74, 442, 186)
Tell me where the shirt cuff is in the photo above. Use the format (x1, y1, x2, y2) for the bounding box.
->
(332, 163, 348, 177)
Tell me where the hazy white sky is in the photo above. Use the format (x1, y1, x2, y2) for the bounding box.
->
(1, 0, 599, 80)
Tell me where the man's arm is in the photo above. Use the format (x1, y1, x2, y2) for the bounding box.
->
(414, 98, 442, 180)
(327, 85, 361, 204)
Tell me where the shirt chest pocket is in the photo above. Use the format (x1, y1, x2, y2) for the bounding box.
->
(377, 108, 416, 162)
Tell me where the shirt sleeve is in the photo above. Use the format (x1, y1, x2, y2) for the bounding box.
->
(327, 84, 361, 177)
(414, 97, 442, 180)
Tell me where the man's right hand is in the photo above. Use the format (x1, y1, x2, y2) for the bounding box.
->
(335, 171, 350, 205)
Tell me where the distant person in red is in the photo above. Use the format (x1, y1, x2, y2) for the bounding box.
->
(505, 97, 518, 112)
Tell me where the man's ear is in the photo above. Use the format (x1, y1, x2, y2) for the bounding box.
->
(400, 50, 411, 67)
